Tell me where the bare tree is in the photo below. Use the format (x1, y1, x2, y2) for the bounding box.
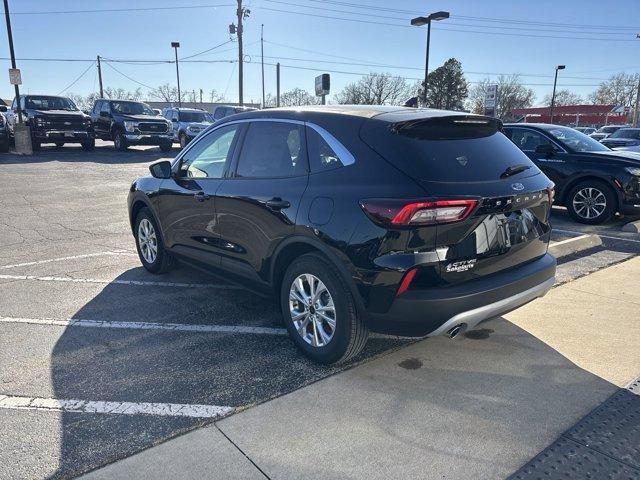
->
(103, 87, 142, 101)
(150, 83, 179, 102)
(334, 72, 413, 105)
(265, 88, 320, 107)
(467, 75, 535, 120)
(588, 72, 639, 108)
(209, 89, 226, 103)
(542, 89, 583, 106)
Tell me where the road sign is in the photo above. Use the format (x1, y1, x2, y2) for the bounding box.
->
(484, 84, 498, 116)
(315, 74, 330, 96)
(9, 68, 21, 85)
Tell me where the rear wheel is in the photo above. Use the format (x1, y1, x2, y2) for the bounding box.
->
(567, 180, 616, 224)
(134, 208, 174, 274)
(280, 253, 367, 364)
(113, 130, 128, 151)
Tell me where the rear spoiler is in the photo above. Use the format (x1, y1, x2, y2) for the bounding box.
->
(390, 115, 503, 140)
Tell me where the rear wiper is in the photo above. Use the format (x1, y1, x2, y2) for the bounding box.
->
(500, 164, 530, 178)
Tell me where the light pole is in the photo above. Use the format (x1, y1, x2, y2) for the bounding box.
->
(171, 41, 181, 107)
(411, 10, 449, 107)
(549, 64, 565, 124)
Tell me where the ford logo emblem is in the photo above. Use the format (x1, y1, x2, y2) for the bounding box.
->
(511, 183, 525, 191)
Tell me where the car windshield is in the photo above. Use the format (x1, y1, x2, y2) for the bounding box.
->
(25, 96, 78, 111)
(609, 129, 640, 139)
(543, 125, 610, 152)
(597, 126, 620, 134)
(111, 101, 155, 115)
(179, 111, 213, 123)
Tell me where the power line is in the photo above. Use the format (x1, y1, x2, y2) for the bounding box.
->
(56, 61, 96, 95)
(260, 7, 639, 42)
(299, 0, 639, 31)
(101, 61, 156, 91)
(263, 0, 630, 36)
(180, 40, 234, 60)
(11, 4, 234, 15)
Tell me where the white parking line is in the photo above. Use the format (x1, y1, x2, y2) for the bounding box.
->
(0, 316, 288, 335)
(0, 251, 137, 270)
(0, 395, 233, 419)
(554, 228, 640, 244)
(0, 274, 241, 289)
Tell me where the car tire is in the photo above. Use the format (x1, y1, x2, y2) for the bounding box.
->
(81, 138, 95, 151)
(179, 132, 188, 149)
(159, 141, 173, 152)
(134, 208, 174, 274)
(114, 130, 128, 151)
(567, 179, 616, 224)
(280, 252, 368, 364)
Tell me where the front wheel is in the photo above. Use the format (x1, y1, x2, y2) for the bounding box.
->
(134, 208, 174, 274)
(567, 180, 616, 224)
(81, 138, 95, 151)
(159, 141, 173, 152)
(113, 130, 128, 151)
(280, 253, 368, 364)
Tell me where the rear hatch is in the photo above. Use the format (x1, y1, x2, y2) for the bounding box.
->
(360, 113, 554, 286)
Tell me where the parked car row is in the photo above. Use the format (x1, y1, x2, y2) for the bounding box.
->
(2, 94, 255, 151)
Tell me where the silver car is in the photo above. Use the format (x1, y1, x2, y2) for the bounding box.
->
(590, 125, 628, 142)
(162, 107, 214, 148)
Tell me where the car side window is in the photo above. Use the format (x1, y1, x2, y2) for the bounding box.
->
(213, 108, 225, 121)
(93, 101, 101, 114)
(100, 102, 110, 114)
(306, 127, 344, 172)
(510, 129, 552, 152)
(235, 122, 306, 178)
(180, 124, 239, 178)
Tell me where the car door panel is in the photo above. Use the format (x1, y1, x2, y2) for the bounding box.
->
(215, 120, 309, 283)
(157, 123, 242, 267)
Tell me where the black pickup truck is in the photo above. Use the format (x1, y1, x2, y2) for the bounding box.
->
(6, 95, 94, 150)
(90, 99, 173, 152)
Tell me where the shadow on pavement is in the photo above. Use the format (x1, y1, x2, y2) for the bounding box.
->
(46, 268, 409, 479)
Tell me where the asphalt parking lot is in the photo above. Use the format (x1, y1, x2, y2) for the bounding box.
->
(1, 142, 639, 479)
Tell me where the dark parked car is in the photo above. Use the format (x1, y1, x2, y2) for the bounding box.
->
(589, 124, 627, 142)
(600, 128, 640, 153)
(0, 111, 9, 152)
(6, 95, 94, 150)
(91, 99, 173, 151)
(211, 105, 257, 121)
(504, 123, 640, 223)
(128, 106, 556, 363)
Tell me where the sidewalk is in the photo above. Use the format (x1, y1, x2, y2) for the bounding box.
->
(83, 257, 640, 480)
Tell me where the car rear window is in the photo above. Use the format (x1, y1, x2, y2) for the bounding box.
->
(360, 116, 539, 182)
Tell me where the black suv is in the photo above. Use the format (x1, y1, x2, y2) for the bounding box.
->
(6, 95, 94, 150)
(128, 106, 556, 363)
(91, 99, 173, 151)
(504, 123, 640, 224)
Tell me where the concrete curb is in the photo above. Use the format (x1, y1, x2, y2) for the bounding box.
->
(621, 219, 640, 233)
(549, 234, 602, 258)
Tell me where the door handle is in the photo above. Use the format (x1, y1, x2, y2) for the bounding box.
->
(194, 191, 210, 202)
(265, 197, 290, 210)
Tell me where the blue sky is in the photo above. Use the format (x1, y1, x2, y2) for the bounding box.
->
(1, 0, 638, 105)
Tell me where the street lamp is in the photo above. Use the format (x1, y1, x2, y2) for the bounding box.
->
(549, 64, 565, 124)
(171, 41, 181, 107)
(411, 10, 449, 107)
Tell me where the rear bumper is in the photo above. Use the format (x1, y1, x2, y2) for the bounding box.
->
(364, 253, 556, 337)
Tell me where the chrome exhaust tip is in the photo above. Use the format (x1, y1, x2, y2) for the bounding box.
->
(447, 323, 467, 339)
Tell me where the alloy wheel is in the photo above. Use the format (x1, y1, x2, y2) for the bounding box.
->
(137, 218, 158, 264)
(289, 273, 336, 347)
(572, 187, 606, 220)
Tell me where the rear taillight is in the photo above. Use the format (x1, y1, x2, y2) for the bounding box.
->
(360, 199, 477, 226)
(396, 267, 417, 297)
(546, 183, 555, 204)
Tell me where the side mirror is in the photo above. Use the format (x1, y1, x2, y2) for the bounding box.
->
(535, 144, 556, 156)
(0, 105, 7, 112)
(99, 111, 109, 118)
(149, 160, 172, 179)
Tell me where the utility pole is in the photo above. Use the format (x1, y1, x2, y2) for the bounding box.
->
(237, 0, 244, 105)
(200, 88, 203, 104)
(261, 24, 265, 108)
(633, 76, 640, 128)
(276, 62, 280, 107)
(549, 65, 565, 124)
(3, 0, 22, 123)
(97, 55, 104, 97)
(171, 42, 181, 107)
